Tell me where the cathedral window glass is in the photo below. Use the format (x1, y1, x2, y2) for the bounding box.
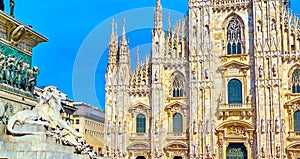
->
(227, 18, 243, 55)
(173, 113, 183, 133)
(294, 111, 300, 132)
(136, 114, 146, 133)
(228, 79, 242, 104)
(226, 143, 247, 159)
(292, 69, 300, 93)
(172, 74, 185, 97)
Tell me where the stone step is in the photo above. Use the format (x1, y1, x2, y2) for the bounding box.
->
(0, 150, 89, 159)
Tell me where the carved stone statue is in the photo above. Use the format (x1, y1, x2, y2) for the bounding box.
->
(261, 145, 266, 158)
(193, 119, 197, 134)
(276, 145, 281, 158)
(28, 66, 39, 92)
(6, 86, 97, 158)
(206, 144, 211, 155)
(205, 69, 209, 79)
(259, 65, 263, 78)
(105, 146, 110, 157)
(261, 119, 265, 133)
(272, 64, 277, 77)
(7, 86, 82, 137)
(130, 151, 136, 159)
(275, 118, 280, 133)
(281, 119, 286, 133)
(193, 144, 198, 156)
(155, 119, 159, 134)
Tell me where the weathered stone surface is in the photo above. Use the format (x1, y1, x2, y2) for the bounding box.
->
(105, 0, 300, 159)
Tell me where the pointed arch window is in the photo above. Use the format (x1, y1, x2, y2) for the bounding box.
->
(294, 111, 300, 132)
(173, 113, 183, 133)
(292, 69, 300, 93)
(136, 114, 146, 133)
(172, 74, 185, 97)
(227, 18, 243, 55)
(228, 79, 242, 104)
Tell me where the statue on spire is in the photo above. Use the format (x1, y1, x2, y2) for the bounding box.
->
(10, 0, 15, 17)
(121, 18, 127, 45)
(154, 0, 162, 30)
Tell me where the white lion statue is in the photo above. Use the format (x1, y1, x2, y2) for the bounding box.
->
(7, 86, 82, 142)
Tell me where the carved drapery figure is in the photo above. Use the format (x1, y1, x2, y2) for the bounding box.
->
(261, 145, 266, 158)
(276, 145, 281, 158)
(155, 119, 159, 134)
(193, 144, 198, 156)
(206, 144, 211, 156)
(275, 118, 280, 133)
(261, 119, 265, 133)
(259, 65, 263, 78)
(272, 64, 277, 77)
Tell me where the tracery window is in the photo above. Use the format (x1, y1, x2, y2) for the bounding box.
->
(227, 18, 243, 55)
(292, 69, 300, 93)
(294, 111, 300, 132)
(228, 79, 242, 104)
(173, 113, 183, 133)
(172, 74, 185, 97)
(136, 114, 146, 133)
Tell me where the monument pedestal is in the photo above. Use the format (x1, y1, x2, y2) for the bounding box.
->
(0, 125, 89, 159)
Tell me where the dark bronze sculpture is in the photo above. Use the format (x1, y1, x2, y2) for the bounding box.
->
(10, 0, 14, 17)
(0, 0, 15, 17)
(0, 0, 4, 11)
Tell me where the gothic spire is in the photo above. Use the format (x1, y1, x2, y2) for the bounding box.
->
(109, 19, 115, 45)
(136, 46, 140, 70)
(154, 0, 163, 30)
(121, 18, 127, 46)
(168, 11, 171, 35)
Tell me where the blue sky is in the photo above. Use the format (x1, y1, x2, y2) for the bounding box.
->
(10, 0, 300, 109)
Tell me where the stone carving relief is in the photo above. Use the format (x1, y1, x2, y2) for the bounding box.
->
(151, 145, 163, 158)
(165, 102, 187, 117)
(6, 86, 97, 159)
(129, 103, 150, 117)
(0, 50, 38, 94)
(227, 126, 246, 136)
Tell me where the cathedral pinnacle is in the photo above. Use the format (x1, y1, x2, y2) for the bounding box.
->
(168, 11, 171, 35)
(121, 18, 127, 46)
(136, 46, 140, 70)
(154, 0, 163, 30)
(110, 19, 115, 45)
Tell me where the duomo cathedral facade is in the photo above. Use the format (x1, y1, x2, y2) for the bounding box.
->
(105, 0, 300, 158)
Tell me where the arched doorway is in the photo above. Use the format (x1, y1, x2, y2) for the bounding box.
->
(136, 156, 146, 159)
(226, 143, 247, 159)
(173, 156, 182, 159)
